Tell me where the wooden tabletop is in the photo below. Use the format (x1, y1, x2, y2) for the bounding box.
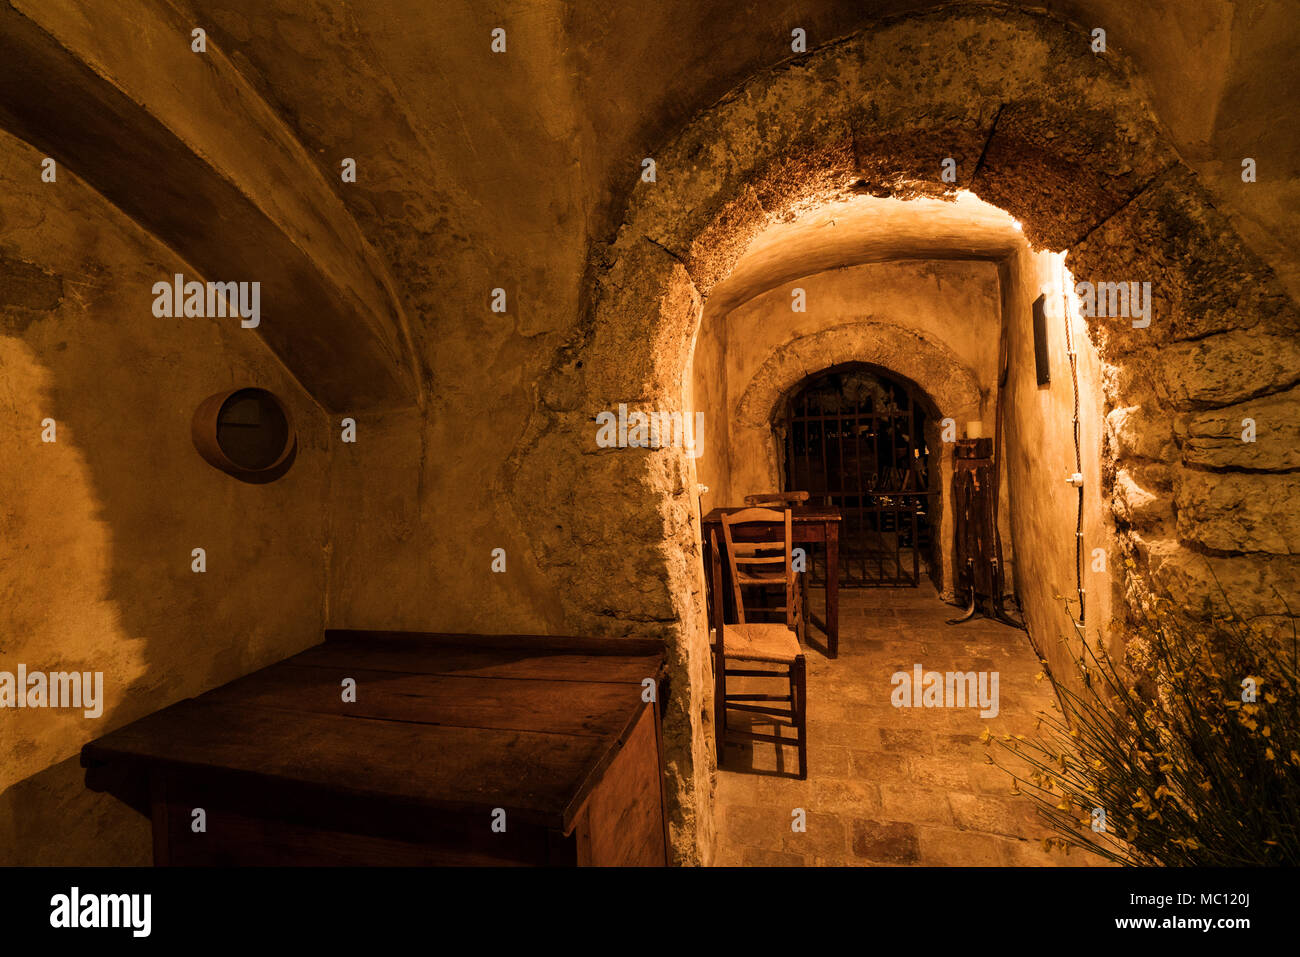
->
(81, 632, 665, 834)
(701, 505, 842, 524)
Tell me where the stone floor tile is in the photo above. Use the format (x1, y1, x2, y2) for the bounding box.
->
(916, 825, 1003, 865)
(878, 783, 954, 825)
(741, 846, 809, 866)
(713, 583, 1083, 866)
(782, 810, 849, 858)
(850, 819, 921, 864)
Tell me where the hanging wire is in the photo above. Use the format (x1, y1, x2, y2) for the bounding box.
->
(1060, 259, 1086, 626)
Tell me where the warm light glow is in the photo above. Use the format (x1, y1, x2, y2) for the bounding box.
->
(1059, 254, 1082, 326)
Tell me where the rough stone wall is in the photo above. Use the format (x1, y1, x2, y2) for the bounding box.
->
(512, 7, 1299, 862)
(687, 300, 729, 517)
(1069, 166, 1300, 639)
(0, 130, 331, 863)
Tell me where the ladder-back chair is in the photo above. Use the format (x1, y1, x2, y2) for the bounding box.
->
(715, 507, 808, 779)
(741, 491, 812, 617)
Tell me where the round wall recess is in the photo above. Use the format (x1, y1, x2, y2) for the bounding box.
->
(192, 388, 296, 483)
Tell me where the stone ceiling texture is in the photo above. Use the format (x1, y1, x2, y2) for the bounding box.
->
(708, 192, 1026, 317)
(7, 0, 1282, 391)
(163, 0, 1298, 315)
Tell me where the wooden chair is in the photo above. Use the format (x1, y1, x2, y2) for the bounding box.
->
(743, 490, 811, 507)
(741, 491, 812, 629)
(714, 507, 808, 779)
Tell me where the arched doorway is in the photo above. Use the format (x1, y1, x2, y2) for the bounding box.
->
(775, 363, 937, 588)
(507, 8, 1300, 863)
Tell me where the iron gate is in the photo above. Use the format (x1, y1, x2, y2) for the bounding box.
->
(781, 364, 933, 587)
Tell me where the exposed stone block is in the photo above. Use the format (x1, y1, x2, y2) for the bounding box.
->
(1113, 466, 1172, 530)
(1138, 533, 1300, 625)
(1161, 331, 1300, 409)
(1174, 469, 1300, 554)
(1178, 385, 1300, 470)
(1071, 167, 1298, 356)
(1107, 404, 1176, 461)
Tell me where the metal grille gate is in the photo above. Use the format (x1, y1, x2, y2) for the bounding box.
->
(781, 364, 933, 587)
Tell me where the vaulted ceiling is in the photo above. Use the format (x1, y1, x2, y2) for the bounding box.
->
(4, 0, 1295, 407)
(709, 192, 1027, 318)
(166, 0, 1296, 290)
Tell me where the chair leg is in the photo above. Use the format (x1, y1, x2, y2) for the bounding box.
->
(798, 572, 809, 645)
(794, 655, 808, 779)
(715, 649, 728, 764)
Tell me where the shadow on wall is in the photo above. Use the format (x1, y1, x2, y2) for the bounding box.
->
(0, 132, 331, 864)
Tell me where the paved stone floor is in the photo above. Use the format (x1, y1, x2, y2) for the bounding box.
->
(713, 582, 1107, 866)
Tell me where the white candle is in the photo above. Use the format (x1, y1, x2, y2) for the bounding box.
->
(967, 421, 984, 439)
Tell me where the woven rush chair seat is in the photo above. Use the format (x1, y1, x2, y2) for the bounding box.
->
(721, 622, 801, 664)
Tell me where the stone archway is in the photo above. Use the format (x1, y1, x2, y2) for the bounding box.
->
(506, 6, 1300, 864)
(730, 321, 985, 598)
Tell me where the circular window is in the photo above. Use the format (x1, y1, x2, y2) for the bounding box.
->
(192, 388, 296, 482)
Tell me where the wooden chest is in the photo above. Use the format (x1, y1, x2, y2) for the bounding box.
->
(81, 632, 669, 866)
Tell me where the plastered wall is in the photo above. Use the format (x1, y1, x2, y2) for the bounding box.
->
(690, 259, 1012, 595)
(0, 132, 331, 863)
(1001, 249, 1113, 680)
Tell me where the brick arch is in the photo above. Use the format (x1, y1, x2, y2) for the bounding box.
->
(506, 5, 1300, 864)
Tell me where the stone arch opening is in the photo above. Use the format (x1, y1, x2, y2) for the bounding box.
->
(508, 6, 1300, 864)
(773, 361, 941, 589)
(728, 324, 987, 598)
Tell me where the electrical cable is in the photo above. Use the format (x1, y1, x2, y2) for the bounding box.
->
(1061, 260, 1086, 626)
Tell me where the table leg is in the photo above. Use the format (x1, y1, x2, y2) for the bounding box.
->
(826, 521, 840, 658)
(708, 530, 726, 754)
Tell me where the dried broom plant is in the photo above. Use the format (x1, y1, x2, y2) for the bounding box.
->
(984, 571, 1299, 865)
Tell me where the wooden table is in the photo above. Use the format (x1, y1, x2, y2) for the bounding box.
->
(701, 506, 843, 657)
(81, 632, 668, 866)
